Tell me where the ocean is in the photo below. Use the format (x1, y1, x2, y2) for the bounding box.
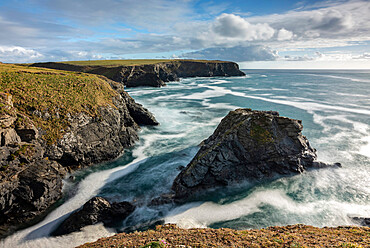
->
(2, 69, 370, 247)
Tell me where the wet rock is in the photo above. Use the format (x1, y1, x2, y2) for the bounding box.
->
(150, 193, 175, 206)
(172, 108, 341, 200)
(0, 158, 65, 237)
(52, 197, 135, 236)
(351, 217, 370, 227)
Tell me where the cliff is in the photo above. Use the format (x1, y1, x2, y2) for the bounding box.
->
(30, 60, 246, 87)
(172, 108, 340, 200)
(0, 64, 158, 237)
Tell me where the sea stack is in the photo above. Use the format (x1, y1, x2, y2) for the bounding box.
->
(172, 108, 340, 200)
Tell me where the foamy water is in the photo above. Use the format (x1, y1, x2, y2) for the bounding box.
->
(2, 69, 370, 247)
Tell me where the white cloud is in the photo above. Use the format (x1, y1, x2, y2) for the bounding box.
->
(0, 0, 369, 64)
(246, 0, 370, 41)
(0, 46, 43, 63)
(277, 28, 293, 41)
(353, 53, 370, 60)
(212, 14, 275, 41)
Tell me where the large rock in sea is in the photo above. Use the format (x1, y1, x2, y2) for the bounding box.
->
(172, 109, 340, 200)
(52, 197, 135, 236)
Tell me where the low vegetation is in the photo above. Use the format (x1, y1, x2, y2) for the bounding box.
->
(56, 59, 225, 67)
(0, 63, 118, 144)
(78, 224, 369, 248)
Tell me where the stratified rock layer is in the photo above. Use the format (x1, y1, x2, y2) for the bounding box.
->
(172, 108, 340, 200)
(31, 60, 246, 87)
(52, 197, 135, 236)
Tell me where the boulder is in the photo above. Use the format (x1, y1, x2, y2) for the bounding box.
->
(351, 217, 370, 227)
(52, 197, 135, 236)
(172, 109, 340, 200)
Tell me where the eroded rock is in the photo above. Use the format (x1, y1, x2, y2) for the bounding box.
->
(172, 108, 340, 200)
(52, 197, 135, 236)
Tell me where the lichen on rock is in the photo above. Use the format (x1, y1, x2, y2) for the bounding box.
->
(172, 108, 341, 201)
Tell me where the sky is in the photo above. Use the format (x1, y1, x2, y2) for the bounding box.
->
(0, 0, 369, 69)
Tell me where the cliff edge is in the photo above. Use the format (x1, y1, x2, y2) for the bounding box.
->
(0, 64, 158, 237)
(30, 60, 245, 87)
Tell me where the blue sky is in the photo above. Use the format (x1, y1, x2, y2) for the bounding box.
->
(0, 0, 369, 68)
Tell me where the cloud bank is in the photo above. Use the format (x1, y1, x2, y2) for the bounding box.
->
(0, 0, 369, 64)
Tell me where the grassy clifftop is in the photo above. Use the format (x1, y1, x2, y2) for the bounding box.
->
(54, 59, 226, 67)
(0, 63, 118, 143)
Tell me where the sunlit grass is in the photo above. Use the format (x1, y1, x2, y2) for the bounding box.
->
(55, 59, 226, 67)
(0, 63, 117, 144)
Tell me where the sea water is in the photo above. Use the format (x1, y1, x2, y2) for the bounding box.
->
(2, 70, 370, 247)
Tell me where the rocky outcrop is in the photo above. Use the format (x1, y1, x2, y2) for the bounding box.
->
(0, 80, 157, 237)
(172, 109, 340, 200)
(30, 60, 246, 87)
(45, 81, 158, 168)
(351, 217, 370, 227)
(52, 197, 135, 236)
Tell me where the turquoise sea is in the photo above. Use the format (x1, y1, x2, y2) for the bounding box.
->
(2, 70, 370, 247)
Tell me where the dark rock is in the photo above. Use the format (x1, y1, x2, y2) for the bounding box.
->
(0, 158, 66, 237)
(172, 108, 340, 201)
(150, 193, 175, 206)
(45, 81, 158, 168)
(0, 79, 157, 236)
(52, 197, 135, 236)
(350, 217, 370, 227)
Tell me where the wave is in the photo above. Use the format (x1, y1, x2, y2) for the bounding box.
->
(165, 187, 370, 229)
(302, 73, 370, 83)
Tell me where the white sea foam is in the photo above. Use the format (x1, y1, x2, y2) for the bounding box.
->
(359, 136, 370, 158)
(202, 85, 370, 116)
(304, 73, 370, 83)
(0, 130, 170, 247)
(165, 187, 370, 229)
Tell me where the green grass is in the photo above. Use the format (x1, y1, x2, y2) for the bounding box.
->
(55, 59, 226, 67)
(0, 63, 118, 144)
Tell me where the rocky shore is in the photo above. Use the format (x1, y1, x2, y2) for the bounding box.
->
(30, 60, 245, 87)
(0, 64, 158, 237)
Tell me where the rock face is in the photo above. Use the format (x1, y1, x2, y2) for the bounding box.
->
(52, 197, 135, 236)
(45, 81, 158, 168)
(0, 81, 157, 237)
(31, 60, 246, 87)
(172, 109, 340, 200)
